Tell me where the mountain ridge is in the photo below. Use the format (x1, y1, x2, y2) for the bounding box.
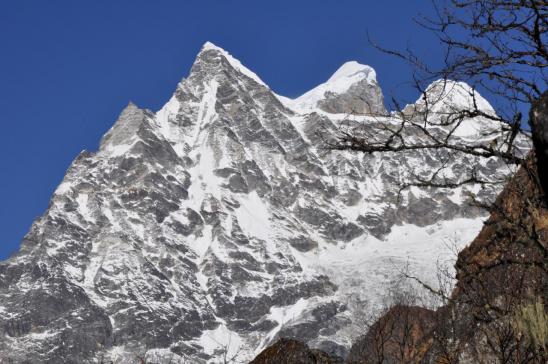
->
(0, 42, 526, 363)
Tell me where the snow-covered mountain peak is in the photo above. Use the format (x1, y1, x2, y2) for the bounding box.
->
(418, 79, 496, 116)
(99, 101, 153, 156)
(193, 41, 268, 88)
(200, 41, 225, 53)
(399, 79, 501, 139)
(326, 61, 377, 84)
(285, 61, 386, 115)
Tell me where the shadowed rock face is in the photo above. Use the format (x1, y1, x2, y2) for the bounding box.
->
(447, 155, 547, 363)
(317, 78, 386, 115)
(529, 91, 548, 197)
(346, 305, 436, 364)
(250, 338, 343, 364)
(0, 42, 524, 363)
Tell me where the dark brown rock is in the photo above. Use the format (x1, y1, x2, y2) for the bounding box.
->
(346, 305, 436, 364)
(250, 338, 343, 364)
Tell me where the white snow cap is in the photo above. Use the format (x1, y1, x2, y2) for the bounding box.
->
(419, 79, 496, 116)
(285, 61, 378, 112)
(326, 61, 377, 85)
(201, 41, 225, 53)
(409, 79, 500, 138)
(199, 41, 268, 87)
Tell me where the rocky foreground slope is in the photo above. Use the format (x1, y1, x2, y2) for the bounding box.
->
(345, 153, 547, 364)
(0, 43, 528, 363)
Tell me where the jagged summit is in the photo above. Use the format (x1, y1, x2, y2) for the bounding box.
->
(193, 43, 385, 115)
(193, 41, 268, 87)
(99, 101, 149, 154)
(190, 43, 499, 120)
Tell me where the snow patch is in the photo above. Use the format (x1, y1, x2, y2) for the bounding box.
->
(198, 323, 244, 360)
(235, 191, 271, 241)
(76, 193, 93, 222)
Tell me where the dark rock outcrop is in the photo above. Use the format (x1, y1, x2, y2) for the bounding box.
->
(346, 305, 436, 364)
(250, 338, 344, 364)
(529, 91, 548, 196)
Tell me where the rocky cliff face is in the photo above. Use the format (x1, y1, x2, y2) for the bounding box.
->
(0, 42, 526, 363)
(345, 154, 547, 363)
(447, 154, 547, 363)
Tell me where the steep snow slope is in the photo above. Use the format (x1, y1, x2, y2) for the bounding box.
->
(0, 42, 528, 363)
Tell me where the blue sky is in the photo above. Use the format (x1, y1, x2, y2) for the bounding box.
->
(0, 1, 444, 259)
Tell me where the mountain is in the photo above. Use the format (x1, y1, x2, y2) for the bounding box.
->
(0, 42, 525, 363)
